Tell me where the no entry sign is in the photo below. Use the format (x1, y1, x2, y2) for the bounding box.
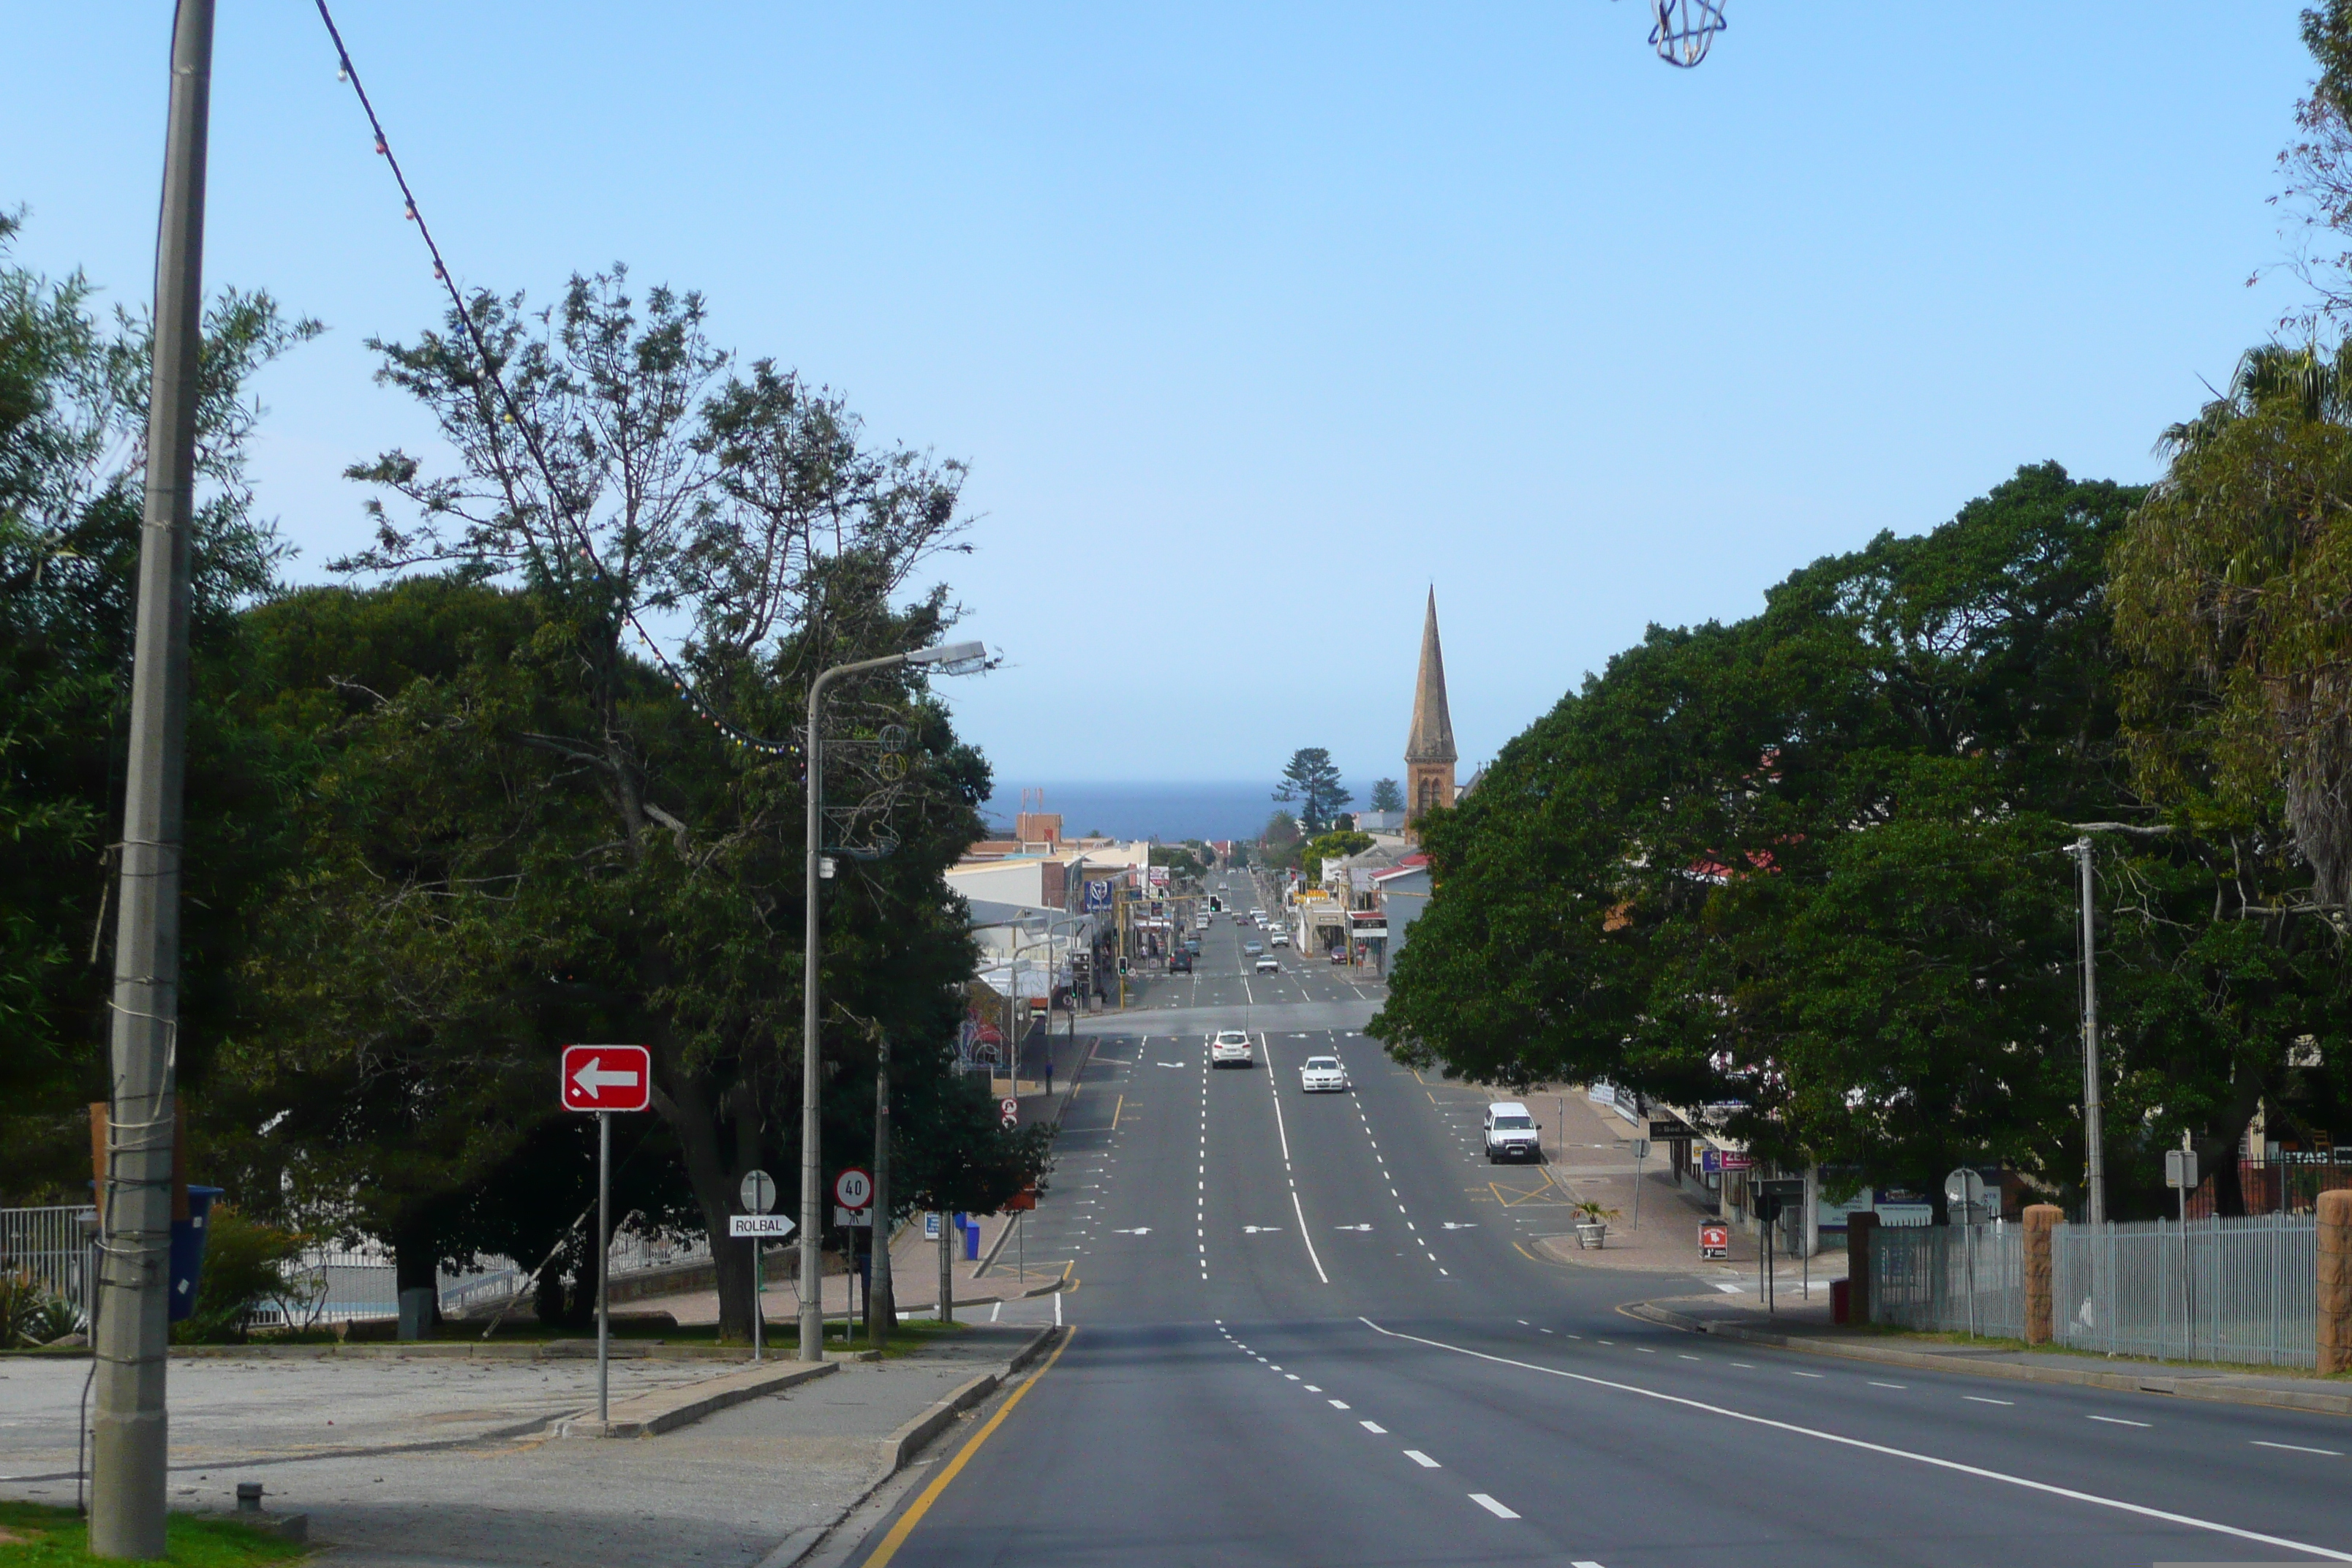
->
(561, 1044, 652, 1112)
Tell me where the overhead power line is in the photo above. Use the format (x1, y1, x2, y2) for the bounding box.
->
(309, 1, 798, 758)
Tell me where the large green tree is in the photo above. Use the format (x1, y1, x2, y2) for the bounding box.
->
(1274, 747, 1351, 833)
(0, 211, 318, 1200)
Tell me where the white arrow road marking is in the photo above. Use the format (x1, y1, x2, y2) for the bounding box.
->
(1334, 1224, 1374, 1231)
(1441, 1222, 1477, 1230)
(1111, 1227, 1153, 1235)
(572, 1060, 640, 1095)
(1362, 1317, 2352, 1561)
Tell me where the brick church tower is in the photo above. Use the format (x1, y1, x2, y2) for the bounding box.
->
(1403, 588, 1457, 835)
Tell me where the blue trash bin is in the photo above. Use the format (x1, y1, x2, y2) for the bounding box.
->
(169, 1186, 225, 1323)
(962, 1217, 981, 1262)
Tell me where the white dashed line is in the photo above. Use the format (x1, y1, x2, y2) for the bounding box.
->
(1964, 1396, 2014, 1406)
(1360, 1420, 1387, 1434)
(1403, 1450, 1441, 1468)
(2253, 1440, 2344, 1457)
(2087, 1415, 2148, 1428)
(1469, 1494, 1520, 1520)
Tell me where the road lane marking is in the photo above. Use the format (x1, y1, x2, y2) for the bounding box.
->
(1790, 1370, 1821, 1378)
(2087, 1415, 2148, 1427)
(1869, 1382, 1907, 1390)
(1403, 1450, 1441, 1468)
(1305, 1385, 1321, 1392)
(1359, 1318, 2352, 1562)
(1360, 1420, 1387, 1433)
(1469, 1494, 1519, 1520)
(858, 1327, 1075, 1567)
(2253, 1441, 2344, 1456)
(1964, 1396, 2013, 1406)
(1328, 1400, 1349, 1409)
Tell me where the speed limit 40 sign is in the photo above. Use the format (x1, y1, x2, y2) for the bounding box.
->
(833, 1167, 873, 1211)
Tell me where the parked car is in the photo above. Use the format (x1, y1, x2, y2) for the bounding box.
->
(1299, 1055, 1351, 1093)
(1254, 954, 1280, 973)
(1482, 1101, 1543, 1163)
(1210, 1028, 1254, 1067)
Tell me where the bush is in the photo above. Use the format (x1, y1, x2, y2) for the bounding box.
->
(0, 1268, 79, 1346)
(172, 1207, 313, 1343)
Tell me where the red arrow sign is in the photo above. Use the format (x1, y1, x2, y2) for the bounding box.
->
(561, 1044, 652, 1112)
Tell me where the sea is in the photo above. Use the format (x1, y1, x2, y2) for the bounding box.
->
(980, 782, 1379, 844)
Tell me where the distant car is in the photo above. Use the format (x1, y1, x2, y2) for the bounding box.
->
(1330, 948, 1349, 964)
(1243, 939, 1262, 954)
(1254, 954, 1280, 973)
(1184, 936, 1202, 953)
(1210, 1029, 1254, 1067)
(1299, 1055, 1351, 1093)
(1269, 931, 1289, 948)
(1169, 951, 1193, 973)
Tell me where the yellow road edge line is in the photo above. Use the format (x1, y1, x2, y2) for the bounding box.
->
(859, 1328, 1077, 1568)
(1110, 1092, 1124, 1131)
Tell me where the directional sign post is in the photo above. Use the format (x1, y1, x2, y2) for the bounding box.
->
(739, 1169, 777, 1362)
(559, 1045, 652, 1425)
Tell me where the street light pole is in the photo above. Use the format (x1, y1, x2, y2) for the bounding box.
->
(94, 4, 214, 1554)
(799, 641, 983, 1362)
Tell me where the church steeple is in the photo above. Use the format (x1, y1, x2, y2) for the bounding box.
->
(1404, 589, 1456, 830)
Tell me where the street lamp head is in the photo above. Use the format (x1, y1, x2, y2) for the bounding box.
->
(905, 640, 986, 668)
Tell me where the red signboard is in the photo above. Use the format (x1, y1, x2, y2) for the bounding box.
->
(561, 1044, 652, 1112)
(1699, 1222, 1730, 1259)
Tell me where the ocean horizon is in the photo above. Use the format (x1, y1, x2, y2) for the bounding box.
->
(979, 781, 1384, 844)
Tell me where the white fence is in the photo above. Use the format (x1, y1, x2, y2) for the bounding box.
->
(1870, 1222, 2025, 1340)
(1, 1205, 712, 1330)
(2052, 1213, 2316, 1370)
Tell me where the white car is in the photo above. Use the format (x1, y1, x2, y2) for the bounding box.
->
(1299, 1055, 1351, 1093)
(1483, 1101, 1543, 1164)
(1210, 1029, 1254, 1068)
(1269, 930, 1289, 948)
(1254, 954, 1280, 973)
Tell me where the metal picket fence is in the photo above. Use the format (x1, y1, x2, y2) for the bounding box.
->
(2052, 1213, 2317, 1370)
(1870, 1221, 2024, 1339)
(1, 1205, 99, 1323)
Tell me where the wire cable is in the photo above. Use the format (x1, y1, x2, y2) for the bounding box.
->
(309, 1, 799, 758)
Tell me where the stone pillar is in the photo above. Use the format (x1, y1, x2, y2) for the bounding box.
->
(2022, 1204, 2062, 1346)
(2319, 1188, 2352, 1376)
(1847, 1211, 1878, 1327)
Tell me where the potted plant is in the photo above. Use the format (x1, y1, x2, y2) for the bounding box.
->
(1572, 1201, 1620, 1249)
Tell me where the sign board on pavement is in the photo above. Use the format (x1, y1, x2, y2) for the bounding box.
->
(833, 1207, 873, 1228)
(1699, 1222, 1730, 1259)
(739, 1169, 777, 1215)
(728, 1213, 796, 1239)
(560, 1044, 652, 1113)
(833, 1168, 874, 1210)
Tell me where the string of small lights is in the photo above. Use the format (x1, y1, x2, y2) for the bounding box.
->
(310, 1, 798, 761)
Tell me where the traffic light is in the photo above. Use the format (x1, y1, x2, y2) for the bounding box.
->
(1117, 957, 1130, 976)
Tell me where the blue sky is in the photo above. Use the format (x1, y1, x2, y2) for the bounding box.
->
(2, 3, 2318, 788)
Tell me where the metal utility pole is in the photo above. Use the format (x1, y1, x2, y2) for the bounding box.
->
(2073, 838, 2107, 1229)
(93, 3, 213, 1555)
(799, 642, 980, 1362)
(867, 1030, 893, 1349)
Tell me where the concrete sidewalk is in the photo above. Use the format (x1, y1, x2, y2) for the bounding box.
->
(1632, 1292, 2352, 1421)
(0, 1324, 1060, 1568)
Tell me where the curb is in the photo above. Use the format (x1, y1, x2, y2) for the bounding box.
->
(0, 1341, 764, 1363)
(756, 1325, 1063, 1568)
(1625, 1300, 2352, 1420)
(554, 1359, 839, 1438)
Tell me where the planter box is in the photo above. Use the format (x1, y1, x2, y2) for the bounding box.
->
(1576, 1224, 1607, 1250)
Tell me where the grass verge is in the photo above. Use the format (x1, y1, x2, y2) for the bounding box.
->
(0, 1503, 307, 1567)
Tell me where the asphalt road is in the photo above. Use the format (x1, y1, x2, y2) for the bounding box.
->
(852, 870, 2352, 1568)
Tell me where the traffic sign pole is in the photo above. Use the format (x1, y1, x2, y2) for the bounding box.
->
(597, 1110, 611, 1424)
